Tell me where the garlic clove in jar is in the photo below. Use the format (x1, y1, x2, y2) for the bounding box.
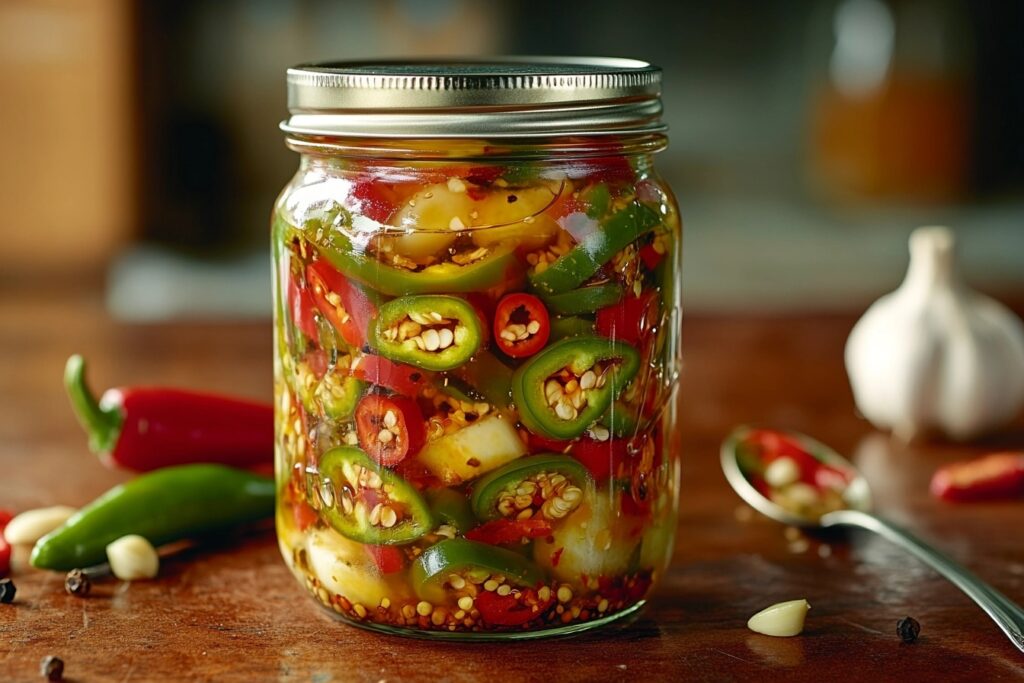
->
(845, 226, 1024, 441)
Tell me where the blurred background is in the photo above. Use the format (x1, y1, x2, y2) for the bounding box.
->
(1, 0, 1022, 320)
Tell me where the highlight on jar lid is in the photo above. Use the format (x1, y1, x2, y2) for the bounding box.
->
(281, 57, 665, 138)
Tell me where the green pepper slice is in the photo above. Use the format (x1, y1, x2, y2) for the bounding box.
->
(425, 488, 476, 533)
(317, 237, 521, 297)
(512, 336, 640, 440)
(529, 200, 661, 296)
(411, 538, 545, 602)
(540, 282, 624, 316)
(470, 454, 592, 522)
(548, 315, 596, 342)
(317, 446, 434, 545)
(317, 369, 364, 420)
(601, 398, 640, 438)
(370, 295, 482, 371)
(451, 350, 514, 409)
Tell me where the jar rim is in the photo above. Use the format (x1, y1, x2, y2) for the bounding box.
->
(282, 56, 665, 139)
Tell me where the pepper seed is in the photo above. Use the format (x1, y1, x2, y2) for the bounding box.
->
(897, 616, 921, 643)
(40, 656, 64, 682)
(64, 570, 91, 597)
(0, 578, 16, 604)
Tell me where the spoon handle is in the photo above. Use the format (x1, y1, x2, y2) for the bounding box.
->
(822, 508, 1024, 654)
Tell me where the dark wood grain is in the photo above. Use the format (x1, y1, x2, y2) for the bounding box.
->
(2, 282, 1023, 682)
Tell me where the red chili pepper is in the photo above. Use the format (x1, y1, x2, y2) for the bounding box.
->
(475, 588, 554, 627)
(745, 429, 822, 484)
(595, 290, 659, 347)
(307, 260, 376, 348)
(931, 452, 1024, 502)
(64, 355, 273, 472)
(527, 433, 573, 454)
(638, 244, 663, 271)
(350, 354, 428, 397)
(570, 437, 629, 481)
(0, 509, 13, 577)
(585, 156, 636, 184)
(465, 518, 553, 546)
(291, 500, 319, 532)
(493, 293, 550, 358)
(287, 271, 320, 342)
(597, 572, 652, 604)
(466, 293, 494, 347)
(355, 394, 426, 467)
(457, 163, 500, 186)
(351, 180, 398, 224)
(364, 545, 406, 574)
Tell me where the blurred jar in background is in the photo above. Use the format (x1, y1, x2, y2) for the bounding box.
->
(809, 0, 972, 203)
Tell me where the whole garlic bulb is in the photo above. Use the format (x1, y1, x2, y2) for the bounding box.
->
(845, 226, 1024, 441)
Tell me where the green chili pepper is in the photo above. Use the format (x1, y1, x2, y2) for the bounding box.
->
(411, 538, 544, 602)
(529, 200, 661, 295)
(317, 446, 433, 545)
(451, 350, 514, 409)
(425, 488, 476, 533)
(470, 454, 592, 521)
(317, 238, 521, 297)
(318, 370, 364, 420)
(512, 336, 640, 440)
(31, 465, 274, 570)
(582, 184, 611, 219)
(435, 376, 486, 405)
(540, 283, 624, 316)
(601, 399, 640, 438)
(370, 295, 482, 371)
(548, 316, 596, 342)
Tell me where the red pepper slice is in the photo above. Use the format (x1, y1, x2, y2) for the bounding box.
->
(583, 155, 636, 184)
(466, 293, 494, 347)
(931, 452, 1024, 502)
(364, 544, 406, 574)
(307, 260, 376, 348)
(351, 180, 398, 224)
(291, 500, 319, 532)
(638, 244, 663, 271)
(350, 354, 427, 397)
(355, 394, 426, 467)
(493, 293, 550, 358)
(595, 290, 659, 347)
(465, 518, 553, 546)
(475, 588, 554, 627)
(570, 437, 629, 481)
(287, 272, 320, 342)
(527, 432, 573, 454)
(745, 429, 823, 484)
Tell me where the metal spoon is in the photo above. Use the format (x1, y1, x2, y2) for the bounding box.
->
(721, 426, 1024, 654)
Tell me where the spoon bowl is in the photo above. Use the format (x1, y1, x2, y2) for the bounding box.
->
(720, 425, 872, 527)
(721, 426, 1024, 654)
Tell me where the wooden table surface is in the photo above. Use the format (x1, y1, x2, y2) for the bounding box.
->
(2, 282, 1023, 682)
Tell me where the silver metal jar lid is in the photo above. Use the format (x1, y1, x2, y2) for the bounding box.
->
(281, 57, 664, 139)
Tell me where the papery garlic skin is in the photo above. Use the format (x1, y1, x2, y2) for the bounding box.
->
(846, 226, 1024, 441)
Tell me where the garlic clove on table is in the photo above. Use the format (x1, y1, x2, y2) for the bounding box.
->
(845, 226, 1024, 441)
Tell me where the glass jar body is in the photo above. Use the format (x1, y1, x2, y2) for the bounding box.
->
(272, 138, 682, 639)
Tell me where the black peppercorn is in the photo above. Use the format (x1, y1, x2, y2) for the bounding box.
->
(896, 616, 921, 643)
(40, 655, 64, 681)
(64, 569, 91, 597)
(0, 578, 16, 604)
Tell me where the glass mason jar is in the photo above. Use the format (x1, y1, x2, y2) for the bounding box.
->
(273, 58, 682, 639)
